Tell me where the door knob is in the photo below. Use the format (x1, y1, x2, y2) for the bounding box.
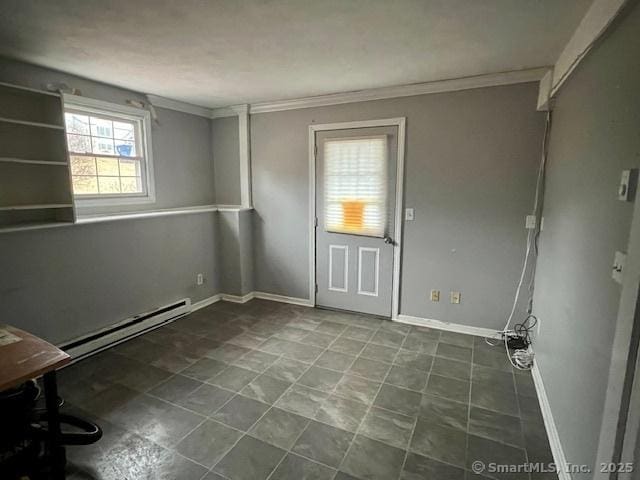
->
(384, 236, 394, 245)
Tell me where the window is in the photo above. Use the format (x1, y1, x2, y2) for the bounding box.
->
(63, 95, 154, 206)
(324, 136, 387, 237)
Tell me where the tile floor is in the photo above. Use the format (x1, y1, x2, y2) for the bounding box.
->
(58, 299, 555, 480)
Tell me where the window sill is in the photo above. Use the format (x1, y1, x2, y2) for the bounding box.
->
(1, 205, 253, 233)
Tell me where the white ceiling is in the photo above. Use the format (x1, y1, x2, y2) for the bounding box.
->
(0, 0, 592, 108)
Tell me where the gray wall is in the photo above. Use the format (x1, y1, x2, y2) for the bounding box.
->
(216, 209, 254, 296)
(532, 3, 640, 475)
(0, 58, 220, 344)
(212, 116, 241, 206)
(251, 83, 545, 329)
(0, 214, 219, 345)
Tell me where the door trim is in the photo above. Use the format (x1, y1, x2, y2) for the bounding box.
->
(308, 117, 407, 319)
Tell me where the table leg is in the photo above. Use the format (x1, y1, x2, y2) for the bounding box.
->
(43, 371, 66, 479)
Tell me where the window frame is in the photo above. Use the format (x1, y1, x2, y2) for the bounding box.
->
(63, 94, 155, 207)
(323, 134, 389, 238)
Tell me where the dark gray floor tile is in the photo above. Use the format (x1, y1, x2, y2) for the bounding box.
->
(175, 383, 234, 415)
(335, 473, 360, 480)
(401, 452, 465, 480)
(148, 374, 202, 403)
(426, 374, 470, 403)
(264, 357, 309, 382)
(250, 407, 310, 449)
(287, 317, 322, 332)
(298, 366, 344, 390)
(440, 331, 475, 348)
(472, 365, 515, 393)
(275, 326, 311, 341)
(270, 453, 336, 480)
(201, 473, 228, 480)
(214, 435, 286, 480)
(394, 350, 434, 371)
(466, 434, 527, 480)
(419, 394, 468, 431)
(233, 349, 280, 372)
(207, 343, 252, 363)
(227, 331, 270, 349)
(300, 331, 337, 347)
(473, 348, 513, 372)
(360, 342, 399, 363)
(348, 357, 391, 382)
(518, 394, 545, 424)
(470, 382, 519, 416)
(211, 365, 259, 391)
(330, 337, 367, 356)
(385, 365, 428, 391)
(212, 394, 270, 430)
(283, 341, 326, 363)
(469, 406, 524, 447)
(522, 421, 554, 464)
(182, 358, 228, 382)
(341, 435, 405, 480)
(315, 394, 368, 432)
(374, 384, 422, 416)
(176, 419, 242, 467)
(76, 382, 140, 419)
(342, 326, 375, 342)
(292, 420, 354, 467)
(276, 385, 330, 418)
(86, 431, 206, 480)
(316, 321, 348, 335)
(113, 359, 174, 392)
(514, 371, 537, 398)
(114, 394, 204, 448)
(150, 349, 198, 373)
(411, 417, 467, 467)
(314, 350, 357, 371)
(360, 406, 415, 449)
(241, 374, 291, 404)
(370, 329, 406, 348)
(334, 374, 381, 404)
(436, 343, 472, 363)
(402, 334, 438, 354)
(432, 356, 472, 381)
(379, 321, 412, 335)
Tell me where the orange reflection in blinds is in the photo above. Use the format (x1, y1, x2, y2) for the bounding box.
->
(341, 201, 365, 231)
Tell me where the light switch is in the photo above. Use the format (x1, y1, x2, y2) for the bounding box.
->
(612, 251, 627, 284)
(450, 291, 461, 304)
(405, 208, 415, 221)
(430, 290, 440, 302)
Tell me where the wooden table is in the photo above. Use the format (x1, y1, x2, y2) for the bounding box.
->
(0, 324, 71, 479)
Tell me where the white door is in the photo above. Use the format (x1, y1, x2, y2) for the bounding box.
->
(315, 126, 398, 317)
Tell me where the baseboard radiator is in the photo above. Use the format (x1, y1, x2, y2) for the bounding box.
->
(60, 298, 192, 361)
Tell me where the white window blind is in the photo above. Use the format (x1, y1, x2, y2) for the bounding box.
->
(324, 136, 387, 237)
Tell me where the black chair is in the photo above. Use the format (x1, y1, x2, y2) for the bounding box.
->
(0, 380, 102, 479)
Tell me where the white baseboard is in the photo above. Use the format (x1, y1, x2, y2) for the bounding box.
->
(191, 293, 223, 311)
(253, 291, 314, 307)
(192, 291, 314, 308)
(395, 314, 498, 338)
(221, 292, 255, 303)
(531, 362, 571, 480)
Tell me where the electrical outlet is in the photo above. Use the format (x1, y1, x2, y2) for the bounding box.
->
(405, 208, 415, 221)
(430, 290, 440, 302)
(450, 291, 461, 304)
(196, 273, 204, 285)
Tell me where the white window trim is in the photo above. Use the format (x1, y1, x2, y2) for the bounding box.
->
(63, 93, 156, 208)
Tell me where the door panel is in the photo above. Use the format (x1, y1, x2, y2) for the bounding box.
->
(315, 126, 397, 317)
